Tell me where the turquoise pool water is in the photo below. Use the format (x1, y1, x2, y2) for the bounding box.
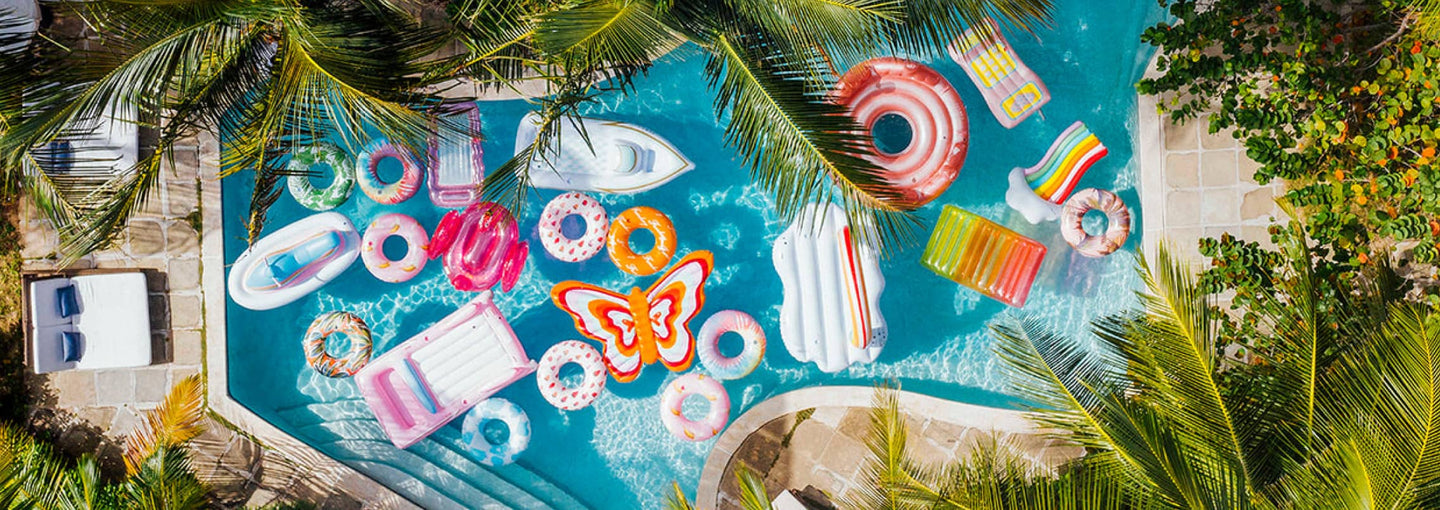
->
(223, 4, 1165, 507)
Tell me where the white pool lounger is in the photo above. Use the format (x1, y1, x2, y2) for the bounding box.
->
(354, 291, 537, 449)
(27, 272, 152, 374)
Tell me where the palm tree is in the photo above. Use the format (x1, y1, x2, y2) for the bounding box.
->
(664, 463, 774, 510)
(0, 374, 211, 509)
(450, 0, 1054, 251)
(859, 216, 1440, 508)
(1, 0, 448, 261)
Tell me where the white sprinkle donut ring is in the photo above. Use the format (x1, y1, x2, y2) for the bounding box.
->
(361, 213, 429, 283)
(539, 192, 609, 263)
(1060, 188, 1131, 258)
(696, 310, 765, 380)
(660, 373, 730, 442)
(355, 141, 423, 205)
(537, 340, 607, 410)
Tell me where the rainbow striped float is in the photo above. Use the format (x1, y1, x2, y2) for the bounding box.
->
(1005, 121, 1108, 224)
(921, 205, 1046, 308)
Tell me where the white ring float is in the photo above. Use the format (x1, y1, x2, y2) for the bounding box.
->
(536, 340, 607, 410)
(695, 310, 765, 380)
(660, 373, 729, 442)
(539, 192, 609, 262)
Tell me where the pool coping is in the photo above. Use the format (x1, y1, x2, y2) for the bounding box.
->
(694, 386, 1038, 510)
(196, 132, 419, 509)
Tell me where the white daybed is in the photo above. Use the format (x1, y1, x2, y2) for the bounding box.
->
(27, 273, 152, 374)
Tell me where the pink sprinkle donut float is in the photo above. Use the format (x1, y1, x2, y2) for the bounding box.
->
(355, 141, 424, 205)
(428, 202, 528, 292)
(696, 310, 765, 380)
(660, 373, 730, 442)
(536, 340, 607, 410)
(539, 192, 609, 263)
(361, 213, 429, 283)
(833, 57, 969, 208)
(1061, 188, 1131, 258)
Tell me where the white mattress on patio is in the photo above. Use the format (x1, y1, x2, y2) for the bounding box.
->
(30, 273, 152, 374)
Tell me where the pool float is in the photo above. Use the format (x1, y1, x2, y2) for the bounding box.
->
(1061, 188, 1130, 258)
(361, 213, 429, 283)
(515, 112, 694, 194)
(552, 251, 713, 383)
(659, 373, 729, 442)
(427, 102, 485, 208)
(539, 192, 608, 263)
(772, 203, 886, 373)
(607, 206, 676, 276)
(355, 141, 423, 205)
(302, 311, 373, 378)
(286, 143, 354, 211)
(0, 0, 38, 54)
(695, 310, 765, 380)
(922, 205, 1046, 308)
(354, 291, 537, 448)
(536, 340, 607, 410)
(947, 18, 1051, 128)
(460, 398, 530, 466)
(832, 57, 968, 208)
(1006, 121, 1109, 224)
(227, 212, 361, 311)
(428, 202, 528, 292)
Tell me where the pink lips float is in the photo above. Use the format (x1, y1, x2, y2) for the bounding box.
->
(428, 202, 528, 292)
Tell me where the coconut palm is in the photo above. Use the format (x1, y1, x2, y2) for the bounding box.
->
(0, 375, 211, 509)
(0, 0, 449, 262)
(447, 0, 1054, 251)
(857, 216, 1440, 508)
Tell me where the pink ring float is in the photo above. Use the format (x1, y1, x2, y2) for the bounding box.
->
(536, 340, 607, 410)
(539, 192, 608, 263)
(361, 213, 429, 283)
(428, 202, 528, 292)
(660, 373, 729, 442)
(833, 57, 969, 208)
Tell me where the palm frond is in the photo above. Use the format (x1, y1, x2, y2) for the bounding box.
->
(118, 446, 210, 510)
(124, 374, 206, 475)
(439, 0, 549, 93)
(534, 0, 680, 73)
(703, 30, 919, 252)
(733, 463, 774, 510)
(1413, 0, 1440, 41)
(885, 0, 1053, 57)
(663, 481, 696, 510)
(724, 0, 903, 66)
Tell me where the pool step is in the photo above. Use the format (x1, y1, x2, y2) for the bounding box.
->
(274, 398, 585, 509)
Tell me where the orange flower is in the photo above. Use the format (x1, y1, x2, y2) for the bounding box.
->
(1405, 168, 1420, 187)
(1414, 41, 1424, 55)
(1359, 252, 1370, 264)
(1423, 147, 1436, 159)
(1357, 195, 1369, 205)
(1335, 169, 1346, 181)
(1391, 146, 1401, 159)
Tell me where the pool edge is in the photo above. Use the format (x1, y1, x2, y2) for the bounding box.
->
(197, 130, 420, 510)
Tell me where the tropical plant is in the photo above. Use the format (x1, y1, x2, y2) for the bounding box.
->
(452, 0, 1054, 251)
(1138, 0, 1440, 289)
(0, 0, 449, 262)
(856, 217, 1440, 508)
(664, 463, 773, 510)
(0, 374, 211, 509)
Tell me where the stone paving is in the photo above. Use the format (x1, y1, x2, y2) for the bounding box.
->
(713, 404, 1080, 509)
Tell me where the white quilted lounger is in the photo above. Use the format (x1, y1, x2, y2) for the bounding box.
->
(29, 273, 153, 374)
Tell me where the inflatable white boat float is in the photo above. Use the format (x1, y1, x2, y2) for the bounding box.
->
(227, 212, 361, 310)
(772, 203, 887, 373)
(514, 112, 693, 194)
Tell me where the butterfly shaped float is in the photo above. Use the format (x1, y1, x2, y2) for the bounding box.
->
(550, 251, 713, 383)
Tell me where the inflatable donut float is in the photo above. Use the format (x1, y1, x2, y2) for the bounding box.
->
(696, 310, 766, 380)
(361, 213, 429, 283)
(539, 192, 609, 263)
(287, 144, 354, 211)
(355, 141, 423, 205)
(536, 340, 607, 410)
(303, 311, 372, 378)
(833, 57, 969, 208)
(460, 398, 531, 466)
(1060, 188, 1131, 258)
(608, 206, 676, 276)
(660, 373, 730, 442)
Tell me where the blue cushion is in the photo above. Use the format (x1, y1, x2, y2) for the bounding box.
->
(55, 285, 78, 318)
(61, 331, 81, 363)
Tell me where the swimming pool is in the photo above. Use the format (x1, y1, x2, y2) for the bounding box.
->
(222, 3, 1165, 507)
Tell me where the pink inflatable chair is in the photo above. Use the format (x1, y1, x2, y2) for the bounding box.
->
(428, 202, 528, 292)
